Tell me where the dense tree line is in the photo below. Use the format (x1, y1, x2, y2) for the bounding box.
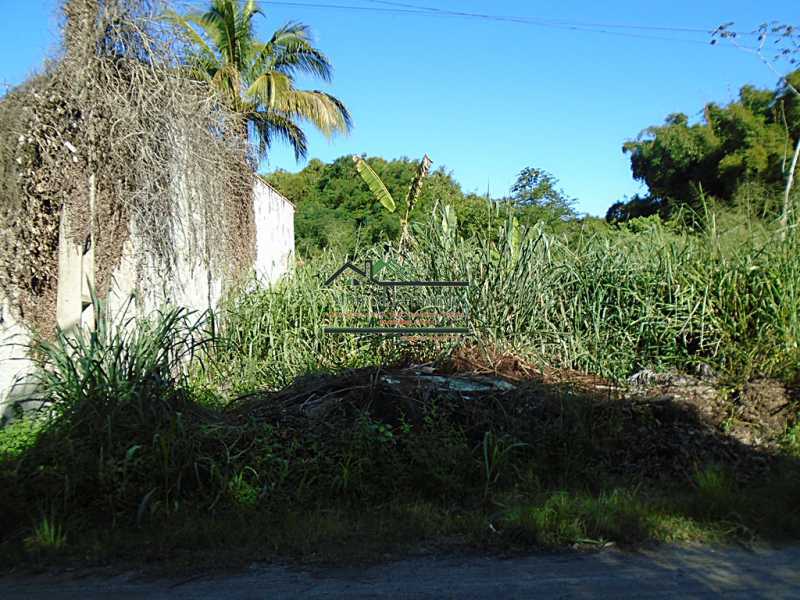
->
(266, 157, 587, 256)
(268, 156, 456, 255)
(269, 72, 800, 254)
(609, 70, 800, 223)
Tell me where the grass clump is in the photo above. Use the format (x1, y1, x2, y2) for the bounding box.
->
(24, 514, 67, 555)
(2, 298, 220, 527)
(493, 489, 722, 549)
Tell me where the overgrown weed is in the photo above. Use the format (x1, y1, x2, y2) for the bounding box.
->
(213, 214, 800, 388)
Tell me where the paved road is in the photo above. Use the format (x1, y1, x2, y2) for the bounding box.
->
(2, 545, 799, 598)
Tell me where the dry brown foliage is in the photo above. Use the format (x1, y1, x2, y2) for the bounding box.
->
(0, 0, 255, 333)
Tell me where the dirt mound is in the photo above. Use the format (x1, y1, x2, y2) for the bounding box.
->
(229, 365, 515, 432)
(227, 359, 796, 483)
(625, 369, 799, 448)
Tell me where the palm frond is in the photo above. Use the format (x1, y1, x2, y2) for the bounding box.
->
(212, 62, 243, 109)
(275, 89, 352, 136)
(251, 22, 333, 81)
(250, 110, 308, 160)
(245, 71, 293, 109)
(189, 7, 229, 59)
(165, 10, 218, 62)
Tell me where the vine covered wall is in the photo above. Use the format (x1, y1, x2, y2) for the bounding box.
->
(0, 0, 255, 334)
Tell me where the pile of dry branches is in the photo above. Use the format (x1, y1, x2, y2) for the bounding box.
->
(0, 0, 254, 332)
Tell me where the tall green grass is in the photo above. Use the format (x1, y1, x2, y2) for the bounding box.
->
(8, 298, 220, 520)
(215, 210, 800, 386)
(215, 250, 466, 393)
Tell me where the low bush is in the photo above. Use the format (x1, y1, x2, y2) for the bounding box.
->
(4, 299, 219, 524)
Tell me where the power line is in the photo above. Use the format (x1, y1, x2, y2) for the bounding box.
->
(264, 0, 757, 47)
(361, 0, 725, 34)
(174, 0, 759, 49)
(361, 0, 440, 13)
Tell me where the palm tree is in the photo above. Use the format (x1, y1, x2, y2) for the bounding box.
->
(169, 0, 351, 160)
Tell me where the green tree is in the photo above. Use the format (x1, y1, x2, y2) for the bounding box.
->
(454, 193, 497, 239)
(606, 195, 661, 224)
(713, 23, 800, 235)
(619, 73, 799, 224)
(510, 167, 576, 224)
(267, 155, 467, 255)
(170, 0, 351, 159)
(269, 156, 594, 255)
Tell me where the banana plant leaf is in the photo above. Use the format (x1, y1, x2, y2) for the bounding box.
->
(353, 155, 396, 213)
(404, 154, 433, 211)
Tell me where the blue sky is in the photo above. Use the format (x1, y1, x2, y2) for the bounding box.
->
(1, 1, 798, 216)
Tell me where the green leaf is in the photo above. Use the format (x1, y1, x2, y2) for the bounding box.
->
(441, 204, 457, 236)
(353, 156, 396, 213)
(125, 444, 142, 462)
(372, 259, 389, 274)
(508, 216, 521, 262)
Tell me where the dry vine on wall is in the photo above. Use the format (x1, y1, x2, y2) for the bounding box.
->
(0, 0, 255, 334)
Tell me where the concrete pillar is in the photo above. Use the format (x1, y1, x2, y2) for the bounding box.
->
(56, 205, 83, 334)
(57, 175, 96, 334)
(81, 173, 96, 329)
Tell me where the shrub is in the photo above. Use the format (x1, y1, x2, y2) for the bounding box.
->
(12, 298, 218, 521)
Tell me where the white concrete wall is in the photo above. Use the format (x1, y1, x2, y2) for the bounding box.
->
(106, 177, 294, 319)
(106, 183, 221, 321)
(0, 177, 295, 419)
(0, 296, 38, 421)
(254, 177, 294, 285)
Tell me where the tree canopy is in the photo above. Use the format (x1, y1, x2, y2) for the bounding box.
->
(510, 167, 576, 225)
(267, 158, 584, 256)
(267, 156, 463, 255)
(609, 70, 800, 223)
